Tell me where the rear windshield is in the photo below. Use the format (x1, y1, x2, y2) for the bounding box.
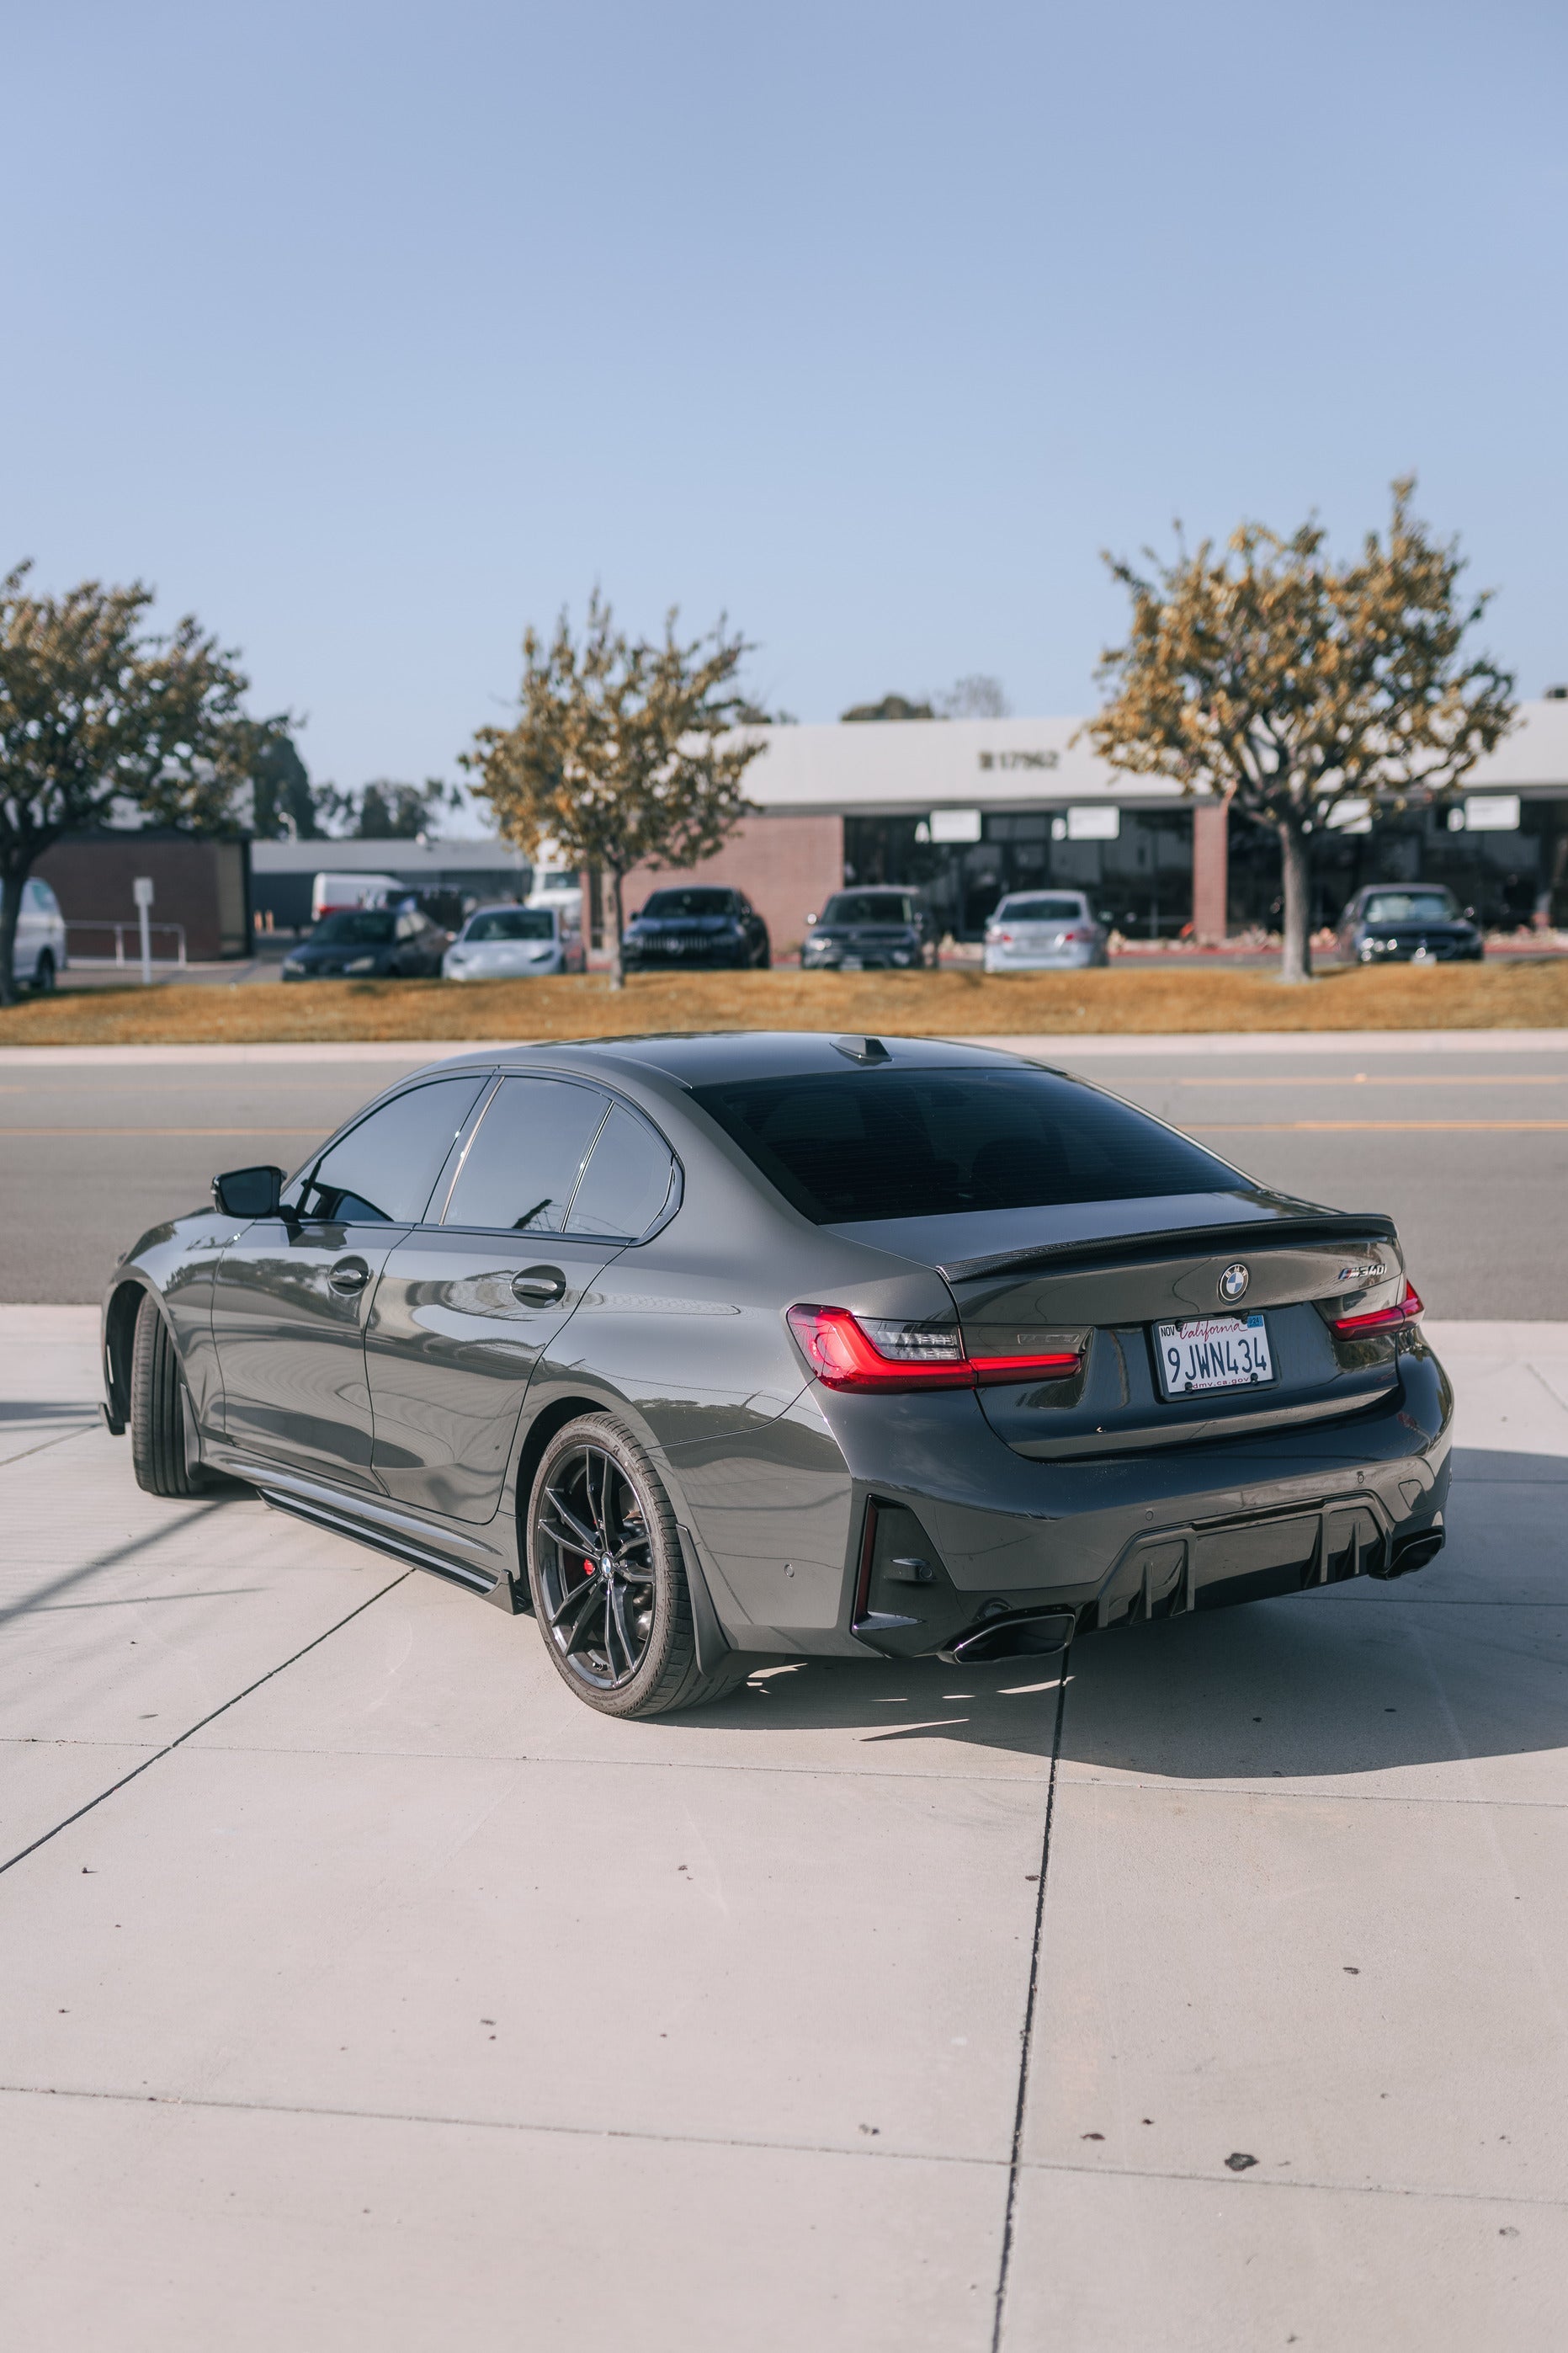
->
(465, 908, 555, 941)
(820, 893, 916, 925)
(1362, 891, 1456, 925)
(641, 889, 735, 918)
(311, 911, 396, 945)
(996, 897, 1083, 923)
(692, 1067, 1239, 1224)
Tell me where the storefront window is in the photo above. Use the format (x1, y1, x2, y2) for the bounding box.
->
(843, 810, 1193, 940)
(1226, 798, 1568, 934)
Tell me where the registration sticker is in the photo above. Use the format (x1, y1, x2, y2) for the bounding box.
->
(1155, 1313, 1274, 1398)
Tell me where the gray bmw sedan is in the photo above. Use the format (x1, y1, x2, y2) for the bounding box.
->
(101, 1032, 1451, 1718)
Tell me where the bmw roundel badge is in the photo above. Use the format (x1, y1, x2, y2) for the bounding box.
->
(1219, 1262, 1250, 1304)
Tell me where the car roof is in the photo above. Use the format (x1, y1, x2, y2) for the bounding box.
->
(427, 1030, 1041, 1090)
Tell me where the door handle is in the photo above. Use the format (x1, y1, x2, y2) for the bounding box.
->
(329, 1257, 370, 1294)
(512, 1265, 566, 1305)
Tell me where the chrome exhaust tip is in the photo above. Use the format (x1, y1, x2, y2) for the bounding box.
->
(938, 1609, 1076, 1665)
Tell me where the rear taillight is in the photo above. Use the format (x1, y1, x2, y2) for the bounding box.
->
(1329, 1280, 1424, 1337)
(786, 1303, 1083, 1393)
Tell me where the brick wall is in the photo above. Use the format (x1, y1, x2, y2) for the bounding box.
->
(36, 833, 252, 961)
(617, 812, 844, 954)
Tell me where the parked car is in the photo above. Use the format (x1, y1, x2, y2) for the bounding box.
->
(280, 906, 449, 982)
(1337, 885, 1484, 965)
(103, 1031, 1450, 1723)
(622, 887, 770, 972)
(444, 902, 584, 981)
(800, 889, 936, 970)
(12, 876, 67, 993)
(982, 890, 1108, 972)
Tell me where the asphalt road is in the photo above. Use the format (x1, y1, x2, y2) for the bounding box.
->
(1, 1037, 1565, 1313)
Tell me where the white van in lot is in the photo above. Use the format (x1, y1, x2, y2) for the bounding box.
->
(12, 877, 67, 992)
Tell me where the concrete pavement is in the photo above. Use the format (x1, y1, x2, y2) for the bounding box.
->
(2, 1306, 1565, 2348)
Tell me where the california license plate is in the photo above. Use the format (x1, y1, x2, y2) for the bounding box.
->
(1154, 1313, 1273, 1397)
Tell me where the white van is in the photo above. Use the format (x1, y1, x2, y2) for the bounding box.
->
(310, 870, 406, 924)
(13, 877, 67, 992)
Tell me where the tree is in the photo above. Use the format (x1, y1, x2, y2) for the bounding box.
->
(0, 563, 252, 1005)
(247, 721, 319, 839)
(938, 674, 1010, 719)
(464, 594, 763, 988)
(1081, 481, 1517, 981)
(840, 693, 936, 722)
(318, 777, 460, 839)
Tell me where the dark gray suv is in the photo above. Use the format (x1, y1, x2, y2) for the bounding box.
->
(801, 889, 936, 970)
(103, 1032, 1451, 1721)
(1337, 885, 1484, 965)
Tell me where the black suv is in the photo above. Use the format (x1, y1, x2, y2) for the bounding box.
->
(1337, 885, 1484, 966)
(801, 888, 937, 971)
(622, 887, 771, 972)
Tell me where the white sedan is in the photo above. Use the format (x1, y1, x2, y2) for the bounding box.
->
(443, 903, 584, 982)
(982, 890, 1108, 972)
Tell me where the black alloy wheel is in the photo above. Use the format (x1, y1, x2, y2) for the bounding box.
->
(33, 950, 56, 994)
(527, 1413, 749, 1718)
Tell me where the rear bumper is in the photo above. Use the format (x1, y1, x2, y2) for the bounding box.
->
(823, 1334, 1453, 1659)
(982, 947, 1100, 972)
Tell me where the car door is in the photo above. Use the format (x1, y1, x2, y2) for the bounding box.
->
(364, 1074, 674, 1520)
(210, 1073, 488, 1486)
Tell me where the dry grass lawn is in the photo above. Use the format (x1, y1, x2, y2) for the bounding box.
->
(3, 960, 1567, 1046)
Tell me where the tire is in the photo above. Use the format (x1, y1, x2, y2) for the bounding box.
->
(526, 1413, 748, 1718)
(32, 950, 56, 995)
(129, 1291, 206, 1498)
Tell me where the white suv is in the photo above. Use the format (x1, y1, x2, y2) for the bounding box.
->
(13, 877, 66, 992)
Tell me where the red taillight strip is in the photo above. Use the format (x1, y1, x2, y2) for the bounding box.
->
(968, 1352, 1083, 1386)
(787, 1303, 1083, 1394)
(1330, 1280, 1424, 1336)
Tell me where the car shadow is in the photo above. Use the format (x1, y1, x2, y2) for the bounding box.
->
(687, 1445, 1568, 1781)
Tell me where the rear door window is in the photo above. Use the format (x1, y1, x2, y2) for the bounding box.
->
(441, 1076, 611, 1232)
(693, 1067, 1240, 1224)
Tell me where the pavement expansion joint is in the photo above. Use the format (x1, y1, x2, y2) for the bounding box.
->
(990, 1655, 1068, 2352)
(1018, 2155, 1568, 2212)
(178, 1738, 1055, 1783)
(1054, 1773, 1568, 1811)
(0, 1572, 410, 1877)
(0, 2080, 1008, 2171)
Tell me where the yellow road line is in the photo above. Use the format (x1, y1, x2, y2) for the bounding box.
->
(1193, 1121, 1568, 1132)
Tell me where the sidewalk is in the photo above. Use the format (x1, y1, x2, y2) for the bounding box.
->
(2, 1311, 1565, 2349)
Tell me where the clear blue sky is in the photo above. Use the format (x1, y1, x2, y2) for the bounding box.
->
(6, 0, 1565, 801)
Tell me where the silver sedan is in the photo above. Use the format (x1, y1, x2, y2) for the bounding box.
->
(982, 891, 1108, 972)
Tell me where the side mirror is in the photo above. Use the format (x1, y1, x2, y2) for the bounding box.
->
(213, 1164, 285, 1218)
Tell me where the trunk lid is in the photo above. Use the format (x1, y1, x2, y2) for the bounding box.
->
(834, 1192, 1406, 1457)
